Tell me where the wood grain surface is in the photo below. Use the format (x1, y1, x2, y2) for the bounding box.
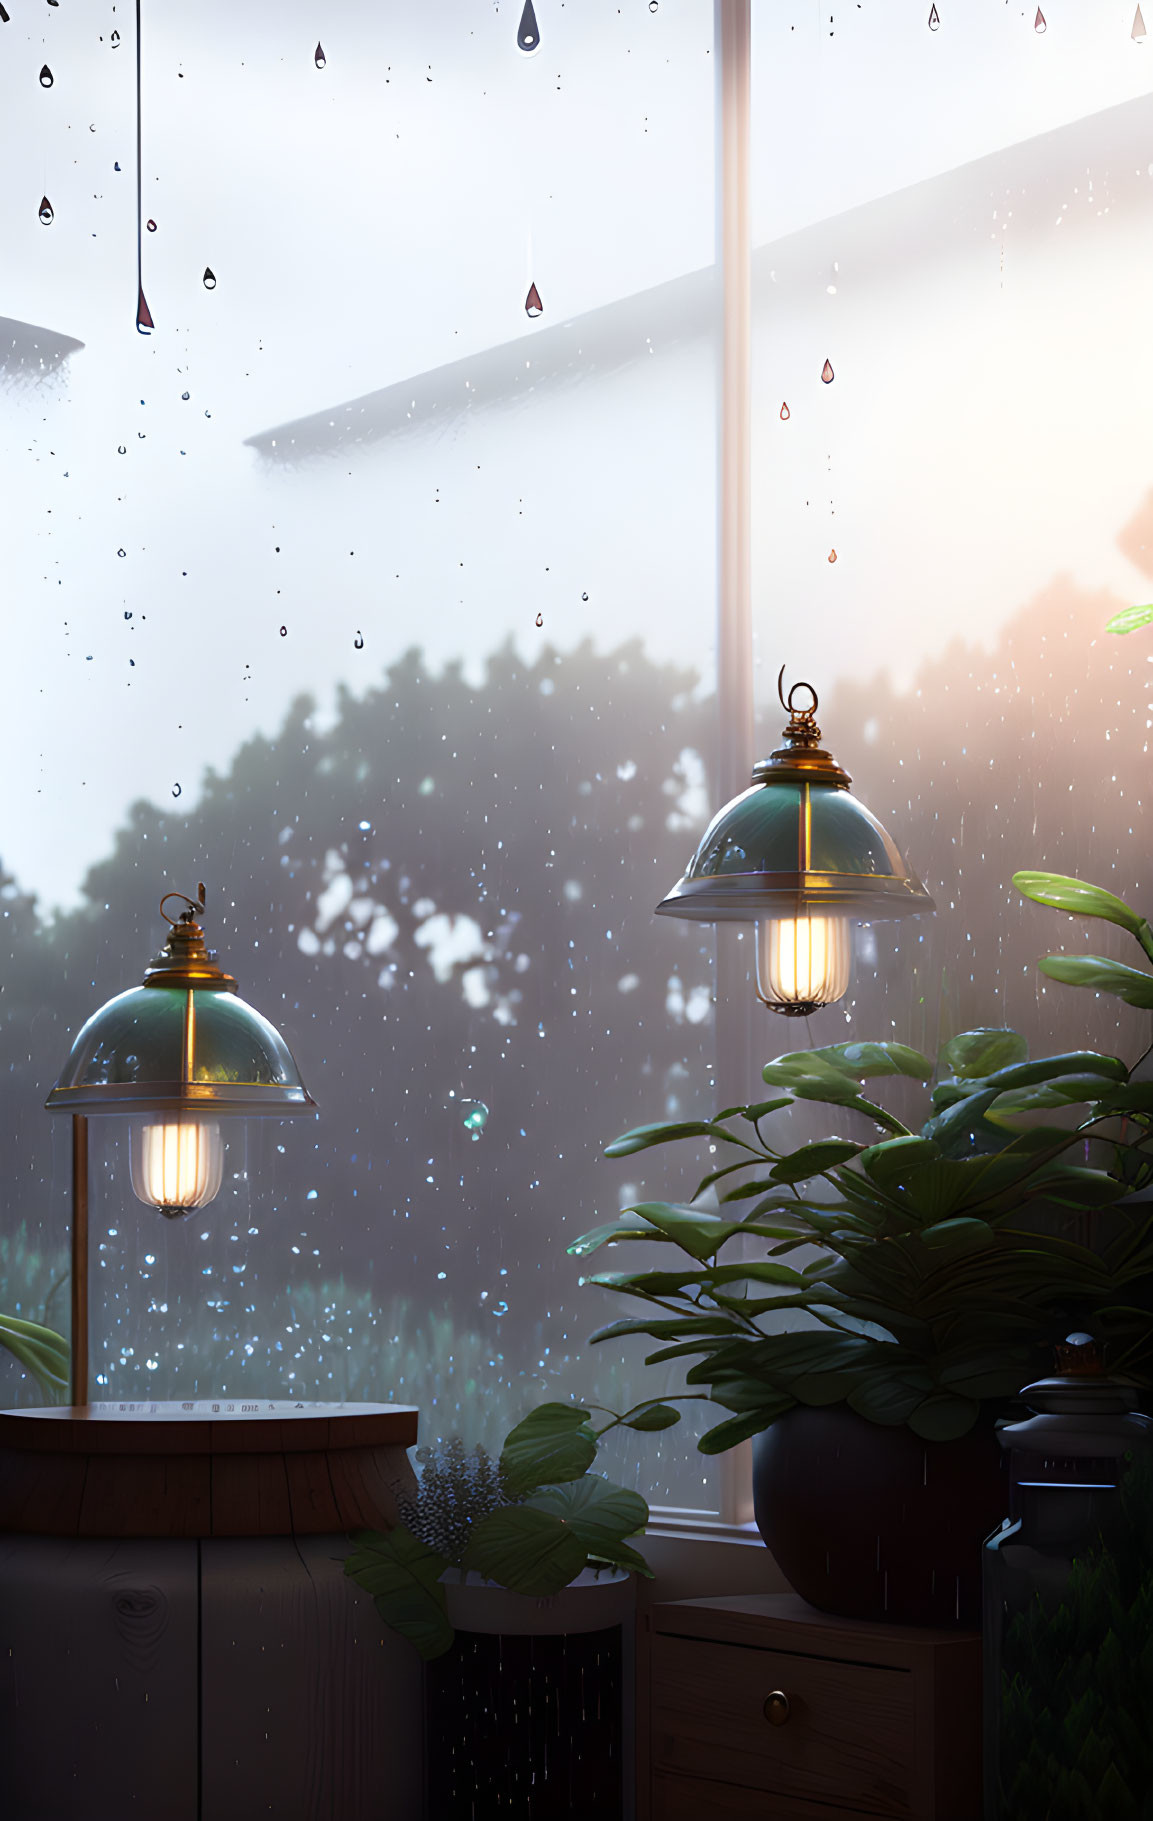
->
(0, 1535, 198, 1821)
(0, 1402, 419, 1537)
(200, 1532, 422, 1821)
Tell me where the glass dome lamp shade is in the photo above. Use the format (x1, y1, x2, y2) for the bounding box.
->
(655, 672, 934, 1015)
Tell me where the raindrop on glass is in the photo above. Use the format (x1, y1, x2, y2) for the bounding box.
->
(927, 3, 940, 26)
(202, 267, 217, 289)
(581, 592, 589, 601)
(181, 391, 189, 400)
(0, 5, 9, 21)
(1134, 3, 1146, 38)
(114, 161, 121, 171)
(279, 625, 288, 637)
(117, 548, 126, 558)
(535, 612, 544, 627)
(828, 549, 838, 564)
(354, 631, 364, 649)
(172, 783, 182, 798)
(821, 359, 834, 383)
(314, 42, 326, 68)
(462, 1102, 489, 1139)
(780, 401, 790, 420)
(525, 282, 543, 319)
(38, 196, 54, 225)
(146, 218, 157, 232)
(517, 0, 540, 53)
(39, 64, 53, 87)
(118, 445, 126, 454)
(136, 287, 154, 335)
(649, 1, 659, 9)
(110, 28, 120, 46)
(124, 611, 132, 620)
(1034, 7, 1046, 29)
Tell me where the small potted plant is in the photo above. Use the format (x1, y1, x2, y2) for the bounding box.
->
(570, 873, 1153, 1627)
(345, 1399, 664, 1820)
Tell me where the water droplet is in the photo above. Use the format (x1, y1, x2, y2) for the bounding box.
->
(172, 782, 182, 798)
(1134, 3, 1146, 37)
(0, 4, 9, 21)
(114, 161, 121, 171)
(927, 3, 940, 26)
(279, 625, 288, 637)
(124, 611, 132, 620)
(581, 592, 589, 601)
(117, 548, 126, 558)
(462, 1101, 489, 1139)
(821, 358, 834, 383)
(354, 631, 364, 649)
(649, 1, 659, 9)
(780, 401, 790, 421)
(1034, 6, 1046, 29)
(535, 612, 544, 627)
(146, 218, 157, 232)
(517, 0, 540, 53)
(828, 548, 838, 563)
(181, 391, 189, 400)
(39, 64, 53, 87)
(314, 42, 326, 68)
(202, 267, 217, 289)
(525, 281, 543, 318)
(118, 445, 126, 454)
(38, 196, 54, 225)
(136, 287, 154, 335)
(110, 29, 120, 46)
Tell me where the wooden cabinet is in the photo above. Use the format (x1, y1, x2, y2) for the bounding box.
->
(645, 1593, 980, 1821)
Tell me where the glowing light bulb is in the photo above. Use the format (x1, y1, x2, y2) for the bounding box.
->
(130, 1118, 224, 1219)
(755, 914, 852, 1015)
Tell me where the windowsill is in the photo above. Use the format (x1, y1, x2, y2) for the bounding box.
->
(639, 1513, 791, 1604)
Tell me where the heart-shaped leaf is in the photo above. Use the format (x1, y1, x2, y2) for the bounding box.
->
(343, 1527, 453, 1660)
(500, 1403, 596, 1495)
(462, 1504, 588, 1595)
(525, 1475, 649, 1552)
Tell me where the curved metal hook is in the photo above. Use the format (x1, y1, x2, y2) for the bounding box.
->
(160, 883, 207, 927)
(777, 666, 819, 721)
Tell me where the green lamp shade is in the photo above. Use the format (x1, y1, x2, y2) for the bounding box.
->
(45, 984, 316, 1118)
(656, 775, 934, 923)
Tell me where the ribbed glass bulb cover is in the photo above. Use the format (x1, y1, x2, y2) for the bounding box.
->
(129, 1117, 224, 1217)
(755, 914, 852, 1012)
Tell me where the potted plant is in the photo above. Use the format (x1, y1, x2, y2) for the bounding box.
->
(345, 1399, 662, 1821)
(570, 872, 1153, 1626)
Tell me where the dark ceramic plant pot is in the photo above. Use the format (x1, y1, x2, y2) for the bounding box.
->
(753, 1403, 1008, 1628)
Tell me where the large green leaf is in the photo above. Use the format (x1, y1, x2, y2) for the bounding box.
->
(907, 1393, 981, 1441)
(941, 1028, 1029, 1078)
(343, 1527, 454, 1661)
(618, 1402, 682, 1431)
(462, 1504, 589, 1595)
(566, 1213, 657, 1257)
(1106, 601, 1153, 635)
(1037, 954, 1153, 1010)
(857, 1136, 940, 1186)
(770, 1140, 863, 1184)
(499, 1403, 596, 1495)
(1013, 871, 1150, 939)
(628, 1201, 750, 1260)
(604, 1120, 755, 1158)
(697, 1406, 792, 1453)
(847, 1373, 928, 1425)
(525, 1476, 650, 1558)
(800, 1041, 933, 1080)
(918, 1217, 996, 1253)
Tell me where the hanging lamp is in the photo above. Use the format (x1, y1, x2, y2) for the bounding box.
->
(45, 885, 316, 1401)
(655, 670, 934, 1014)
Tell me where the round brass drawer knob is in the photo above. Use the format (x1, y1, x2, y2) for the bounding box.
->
(763, 1690, 790, 1727)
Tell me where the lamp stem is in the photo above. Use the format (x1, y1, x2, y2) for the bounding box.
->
(70, 1114, 89, 1406)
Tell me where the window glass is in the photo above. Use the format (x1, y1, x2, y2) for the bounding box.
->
(751, 8, 1153, 1075)
(0, 1, 719, 1509)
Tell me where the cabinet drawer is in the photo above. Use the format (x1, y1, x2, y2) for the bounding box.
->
(652, 1634, 914, 1817)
